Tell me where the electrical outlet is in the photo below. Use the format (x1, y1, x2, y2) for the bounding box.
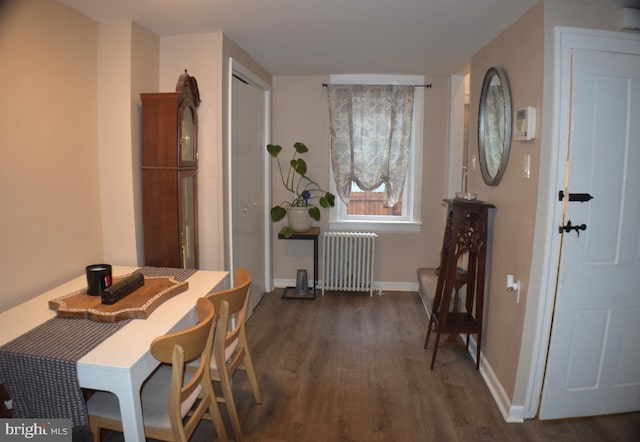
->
(506, 274, 521, 304)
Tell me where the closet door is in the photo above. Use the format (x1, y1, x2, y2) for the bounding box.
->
(231, 76, 264, 314)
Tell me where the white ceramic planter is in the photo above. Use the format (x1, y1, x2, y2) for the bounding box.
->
(287, 206, 313, 232)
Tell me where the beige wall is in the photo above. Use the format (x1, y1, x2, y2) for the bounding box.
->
(98, 21, 158, 267)
(467, 0, 627, 411)
(270, 75, 450, 285)
(159, 33, 226, 271)
(130, 23, 160, 264)
(156, 32, 272, 272)
(467, 1, 544, 400)
(0, 2, 270, 311)
(0, 0, 101, 311)
(270, 76, 332, 280)
(223, 35, 272, 87)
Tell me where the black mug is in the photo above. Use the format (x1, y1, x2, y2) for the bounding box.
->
(86, 264, 112, 296)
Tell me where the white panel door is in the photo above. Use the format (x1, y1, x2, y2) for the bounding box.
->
(231, 76, 265, 314)
(540, 48, 640, 418)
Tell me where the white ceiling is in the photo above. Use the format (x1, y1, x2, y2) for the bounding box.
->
(57, 0, 634, 76)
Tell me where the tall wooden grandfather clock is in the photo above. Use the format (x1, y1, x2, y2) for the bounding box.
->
(141, 71, 201, 269)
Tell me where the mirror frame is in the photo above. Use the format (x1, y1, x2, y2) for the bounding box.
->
(478, 66, 512, 186)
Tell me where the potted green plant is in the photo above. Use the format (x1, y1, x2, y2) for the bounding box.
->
(267, 142, 335, 238)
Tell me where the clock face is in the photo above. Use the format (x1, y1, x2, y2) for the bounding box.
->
(180, 105, 195, 162)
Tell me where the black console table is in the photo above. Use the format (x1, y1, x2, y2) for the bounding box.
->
(278, 226, 319, 300)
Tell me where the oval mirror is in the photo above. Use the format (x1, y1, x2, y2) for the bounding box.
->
(478, 67, 512, 185)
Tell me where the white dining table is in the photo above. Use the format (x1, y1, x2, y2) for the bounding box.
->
(0, 265, 228, 441)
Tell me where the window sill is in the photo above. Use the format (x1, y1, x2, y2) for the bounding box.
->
(328, 220, 422, 233)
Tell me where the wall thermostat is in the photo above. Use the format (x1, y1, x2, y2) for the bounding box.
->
(514, 106, 536, 141)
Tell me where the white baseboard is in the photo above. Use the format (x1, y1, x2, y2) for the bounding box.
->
(464, 335, 525, 423)
(273, 278, 304, 288)
(273, 279, 419, 293)
(376, 281, 419, 292)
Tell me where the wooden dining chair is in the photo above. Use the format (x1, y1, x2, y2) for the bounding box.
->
(86, 297, 228, 442)
(204, 268, 262, 442)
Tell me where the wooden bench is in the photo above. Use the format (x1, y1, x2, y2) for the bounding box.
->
(417, 266, 469, 317)
(416, 267, 438, 316)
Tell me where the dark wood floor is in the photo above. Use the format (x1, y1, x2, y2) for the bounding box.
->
(106, 289, 640, 441)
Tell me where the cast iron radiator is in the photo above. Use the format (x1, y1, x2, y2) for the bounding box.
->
(321, 231, 377, 296)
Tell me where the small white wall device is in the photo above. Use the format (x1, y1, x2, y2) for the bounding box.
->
(514, 106, 536, 141)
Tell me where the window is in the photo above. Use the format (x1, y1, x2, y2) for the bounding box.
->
(347, 183, 403, 217)
(328, 74, 423, 233)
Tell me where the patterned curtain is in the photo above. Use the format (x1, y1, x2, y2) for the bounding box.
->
(327, 85, 414, 207)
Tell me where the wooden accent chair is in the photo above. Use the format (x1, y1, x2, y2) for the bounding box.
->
(86, 298, 228, 442)
(204, 268, 262, 442)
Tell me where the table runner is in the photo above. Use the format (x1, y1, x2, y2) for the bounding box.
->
(0, 267, 197, 441)
(0, 318, 128, 440)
